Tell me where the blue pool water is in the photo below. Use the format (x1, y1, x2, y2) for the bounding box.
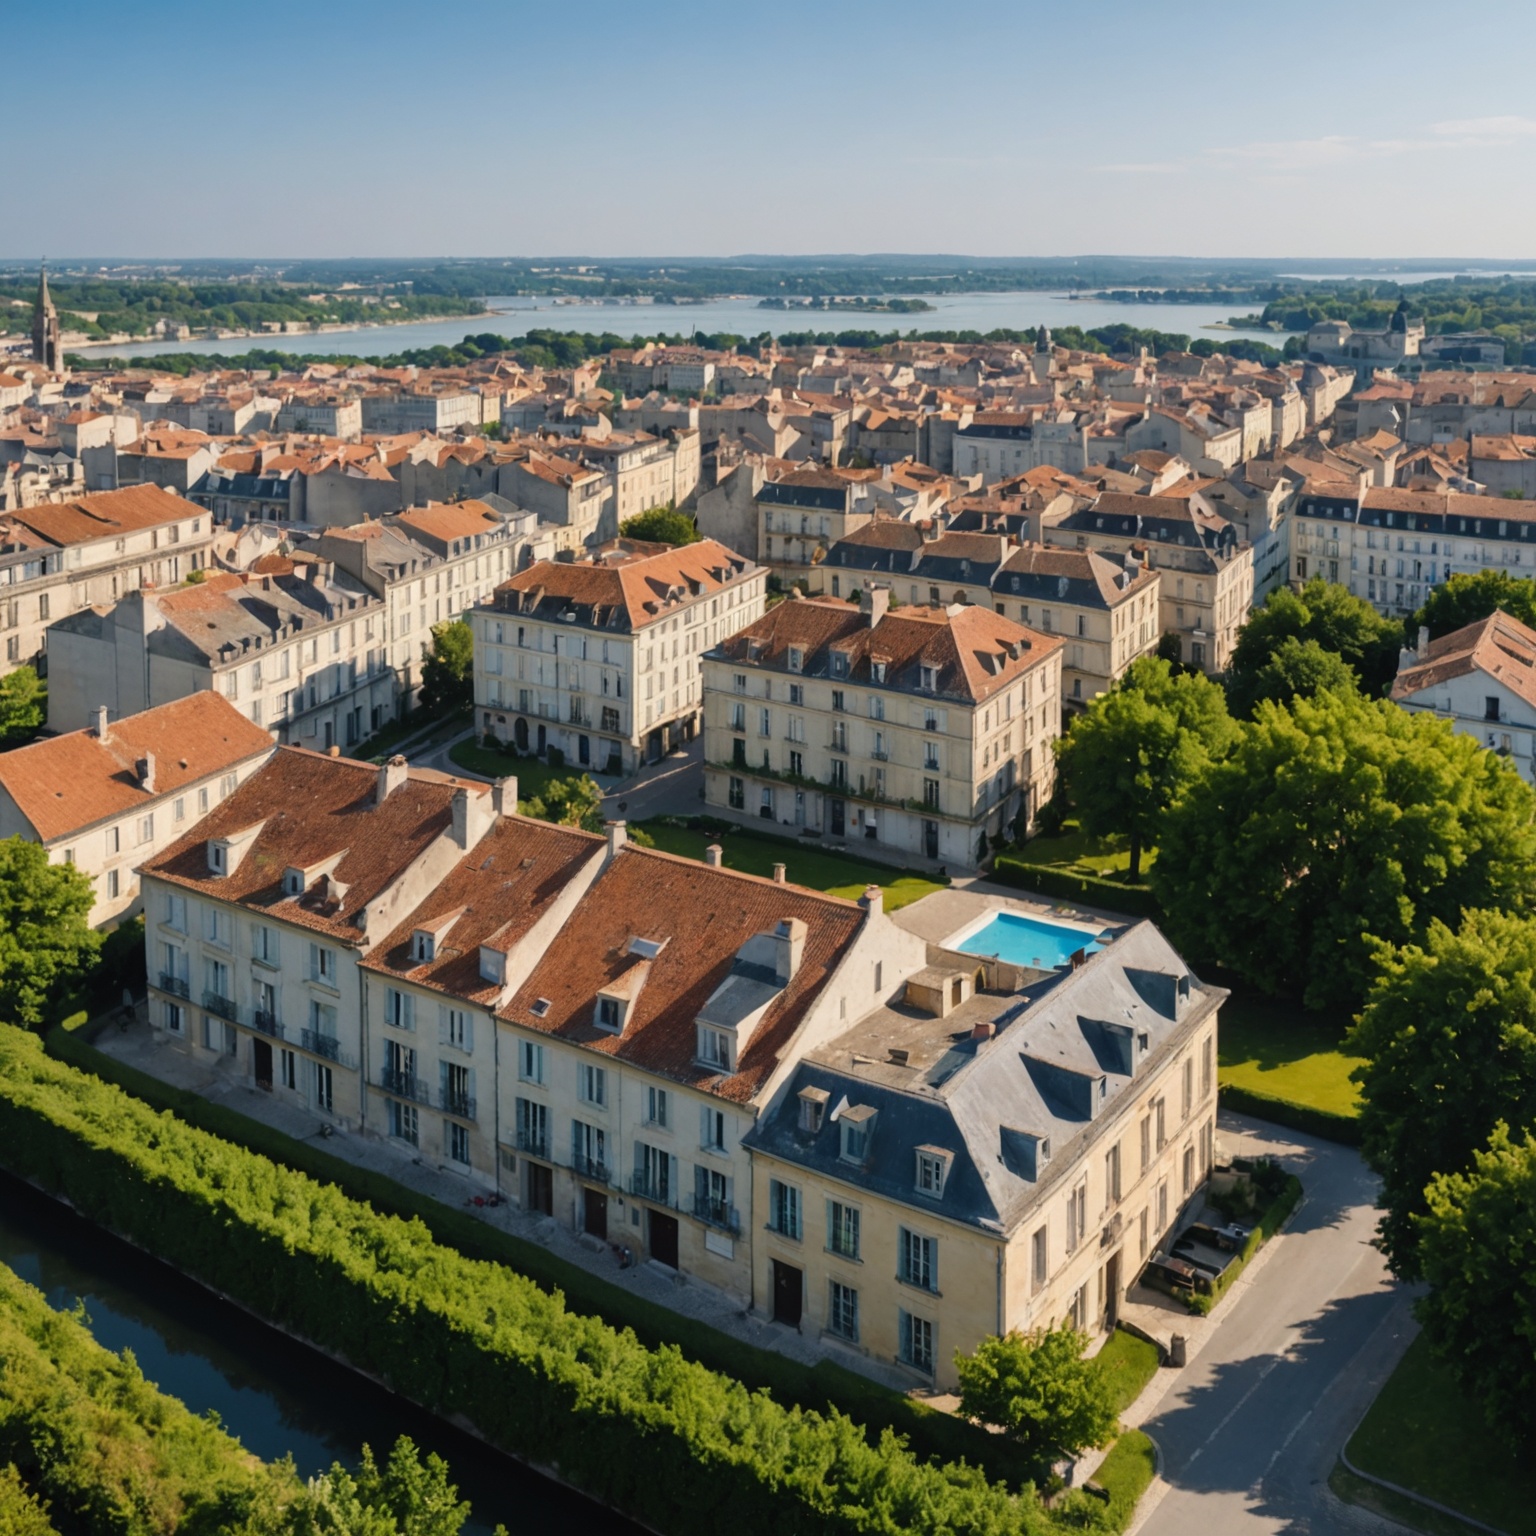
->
(955, 912, 1109, 970)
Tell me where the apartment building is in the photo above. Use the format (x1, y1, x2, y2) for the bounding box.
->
(1044, 493, 1254, 675)
(360, 387, 486, 435)
(1290, 483, 1536, 620)
(746, 905, 1222, 1390)
(491, 832, 926, 1298)
(1391, 611, 1536, 781)
(500, 447, 611, 553)
(0, 484, 214, 675)
(139, 748, 495, 1128)
(755, 469, 878, 587)
(471, 538, 766, 772)
(701, 590, 1063, 870)
(0, 691, 272, 926)
(576, 428, 702, 521)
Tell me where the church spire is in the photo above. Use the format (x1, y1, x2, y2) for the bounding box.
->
(32, 258, 61, 372)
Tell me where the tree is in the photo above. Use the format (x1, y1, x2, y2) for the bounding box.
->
(618, 504, 699, 546)
(419, 621, 473, 715)
(1414, 1126, 1536, 1449)
(286, 1437, 477, 1536)
(1239, 635, 1358, 716)
(1053, 655, 1237, 879)
(1410, 569, 1536, 641)
(1151, 690, 1536, 1010)
(1348, 909, 1536, 1277)
(1225, 578, 1401, 714)
(522, 774, 604, 833)
(954, 1327, 1117, 1468)
(0, 839, 100, 1029)
(0, 666, 45, 748)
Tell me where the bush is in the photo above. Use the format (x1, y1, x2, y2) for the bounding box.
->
(1216, 1084, 1363, 1147)
(4, 1025, 1052, 1535)
(1185, 1173, 1302, 1316)
(990, 857, 1164, 922)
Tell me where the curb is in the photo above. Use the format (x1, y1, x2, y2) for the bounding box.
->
(1338, 1422, 1509, 1536)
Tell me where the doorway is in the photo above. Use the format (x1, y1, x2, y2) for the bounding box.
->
(536, 722, 547, 755)
(524, 1161, 553, 1216)
(771, 1259, 803, 1328)
(252, 1037, 273, 1091)
(829, 798, 845, 837)
(514, 716, 529, 752)
(578, 734, 590, 766)
(583, 1187, 608, 1241)
(1103, 1250, 1122, 1330)
(648, 1210, 679, 1269)
(924, 819, 939, 859)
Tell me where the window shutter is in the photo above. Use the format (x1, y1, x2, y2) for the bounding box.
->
(467, 1067, 477, 1099)
(694, 1164, 709, 1204)
(699, 1103, 712, 1147)
(438, 1006, 449, 1046)
(462, 1014, 474, 1053)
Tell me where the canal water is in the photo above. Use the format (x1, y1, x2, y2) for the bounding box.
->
(0, 1174, 638, 1536)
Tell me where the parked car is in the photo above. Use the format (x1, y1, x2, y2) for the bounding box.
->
(1180, 1221, 1244, 1254)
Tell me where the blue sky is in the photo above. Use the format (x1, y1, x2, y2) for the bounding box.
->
(12, 0, 1536, 259)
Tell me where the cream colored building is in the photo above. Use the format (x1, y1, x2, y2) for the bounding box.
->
(745, 900, 1222, 1390)
(702, 590, 1063, 871)
(756, 468, 878, 587)
(471, 538, 766, 772)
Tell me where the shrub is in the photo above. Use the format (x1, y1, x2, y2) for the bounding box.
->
(1185, 1173, 1302, 1316)
(989, 858, 1163, 922)
(1216, 1084, 1363, 1147)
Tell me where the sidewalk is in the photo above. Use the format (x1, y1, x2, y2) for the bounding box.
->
(92, 1017, 912, 1394)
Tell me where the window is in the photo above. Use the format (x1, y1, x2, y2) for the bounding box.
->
(788, 647, 803, 672)
(769, 1179, 802, 1239)
(923, 741, 940, 770)
(1153, 1096, 1167, 1150)
(1105, 1142, 1122, 1205)
(596, 996, 622, 1032)
(388, 1098, 419, 1146)
(1181, 1057, 1194, 1120)
(384, 987, 414, 1031)
(314, 1062, 334, 1112)
(164, 893, 187, 932)
(572, 1119, 607, 1178)
(164, 1001, 185, 1034)
(412, 931, 435, 964)
(898, 1311, 934, 1373)
(309, 944, 336, 986)
(280, 1049, 297, 1090)
(519, 1039, 545, 1084)
(1065, 1181, 1087, 1253)
(1030, 1225, 1048, 1293)
(697, 1025, 732, 1070)
(700, 1105, 726, 1151)
(899, 1229, 937, 1292)
(915, 1150, 949, 1198)
(203, 905, 228, 946)
(1200, 1034, 1212, 1100)
(578, 1062, 607, 1108)
(253, 925, 280, 967)
(1156, 1178, 1169, 1232)
(868, 694, 884, 720)
(636, 1142, 672, 1203)
(443, 1007, 472, 1052)
(108, 827, 120, 855)
(646, 1085, 669, 1128)
(728, 776, 745, 811)
(789, 684, 804, 706)
(827, 1200, 860, 1259)
(447, 1121, 471, 1166)
(1183, 1144, 1196, 1197)
(828, 1280, 859, 1341)
(1139, 1114, 1151, 1173)
(106, 868, 120, 900)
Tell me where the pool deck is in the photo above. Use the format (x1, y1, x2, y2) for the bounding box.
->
(891, 882, 1134, 952)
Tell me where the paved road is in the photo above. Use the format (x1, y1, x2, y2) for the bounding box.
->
(1131, 1115, 1417, 1536)
(601, 740, 703, 822)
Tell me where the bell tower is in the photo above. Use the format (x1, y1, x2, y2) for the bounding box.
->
(31, 260, 62, 372)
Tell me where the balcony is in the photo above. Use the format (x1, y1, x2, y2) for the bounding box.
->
(514, 1127, 548, 1160)
(629, 1170, 677, 1208)
(300, 1028, 353, 1067)
(691, 1193, 741, 1235)
(158, 972, 190, 1000)
(202, 991, 237, 1022)
(869, 747, 889, 761)
(251, 1009, 283, 1039)
(571, 1152, 610, 1184)
(439, 1085, 477, 1121)
(380, 1067, 432, 1104)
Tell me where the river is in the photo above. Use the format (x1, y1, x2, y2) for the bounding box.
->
(0, 1173, 638, 1536)
(79, 291, 1292, 362)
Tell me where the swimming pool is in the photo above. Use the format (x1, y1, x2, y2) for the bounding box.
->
(952, 911, 1110, 970)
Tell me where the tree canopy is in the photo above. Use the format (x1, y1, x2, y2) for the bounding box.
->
(1053, 656, 1237, 878)
(618, 505, 700, 546)
(1225, 578, 1401, 715)
(419, 620, 473, 715)
(954, 1326, 1118, 1470)
(1409, 569, 1536, 641)
(1237, 635, 1358, 715)
(1415, 1126, 1536, 1450)
(0, 839, 100, 1028)
(0, 667, 46, 749)
(1349, 909, 1536, 1277)
(1151, 690, 1536, 1009)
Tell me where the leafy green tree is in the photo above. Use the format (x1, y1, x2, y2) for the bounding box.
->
(1409, 569, 1536, 640)
(419, 621, 473, 715)
(0, 666, 46, 748)
(1152, 690, 1536, 1009)
(287, 1438, 475, 1536)
(1053, 656, 1237, 879)
(1348, 909, 1536, 1277)
(1226, 578, 1401, 713)
(954, 1326, 1117, 1468)
(618, 504, 699, 545)
(1415, 1126, 1536, 1449)
(0, 839, 100, 1029)
(522, 775, 604, 833)
(1239, 635, 1358, 716)
(0, 1466, 56, 1536)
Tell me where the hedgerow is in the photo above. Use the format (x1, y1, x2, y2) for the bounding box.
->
(0, 1025, 1049, 1536)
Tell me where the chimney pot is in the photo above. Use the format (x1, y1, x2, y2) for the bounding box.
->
(376, 754, 409, 804)
(92, 704, 109, 739)
(971, 1020, 996, 1042)
(607, 820, 628, 857)
(327, 744, 340, 757)
(705, 843, 723, 867)
(772, 862, 786, 883)
(859, 883, 883, 917)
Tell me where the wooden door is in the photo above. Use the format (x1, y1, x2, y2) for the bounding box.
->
(252, 1037, 273, 1091)
(648, 1211, 679, 1269)
(772, 1260, 803, 1327)
(583, 1187, 608, 1241)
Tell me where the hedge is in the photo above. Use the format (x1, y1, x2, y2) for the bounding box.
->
(0, 1466, 59, 1536)
(1186, 1173, 1303, 1317)
(0, 1025, 1055, 1536)
(43, 1025, 1039, 1492)
(988, 859, 1163, 922)
(1217, 1084, 1363, 1147)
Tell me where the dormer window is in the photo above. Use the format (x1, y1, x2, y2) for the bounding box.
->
(479, 947, 506, 985)
(871, 660, 887, 683)
(788, 647, 803, 673)
(920, 665, 937, 691)
(283, 868, 305, 897)
(697, 1024, 733, 1070)
(840, 1104, 877, 1163)
(207, 842, 226, 875)
(596, 995, 623, 1033)
(914, 1147, 952, 1199)
(831, 651, 848, 678)
(412, 932, 435, 964)
(798, 1085, 829, 1134)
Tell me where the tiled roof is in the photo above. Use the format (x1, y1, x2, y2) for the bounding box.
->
(1392, 609, 1536, 711)
(499, 845, 867, 1102)
(0, 692, 273, 844)
(141, 747, 487, 943)
(361, 815, 604, 1006)
(6, 485, 197, 547)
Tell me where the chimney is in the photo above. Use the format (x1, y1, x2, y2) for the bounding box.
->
(771, 917, 806, 985)
(376, 754, 409, 804)
(493, 775, 518, 816)
(136, 753, 156, 793)
(92, 705, 109, 739)
(327, 744, 340, 757)
(452, 786, 491, 849)
(859, 883, 883, 918)
(607, 820, 628, 857)
(1418, 624, 1430, 661)
(704, 843, 723, 867)
(971, 1020, 996, 1042)
(858, 583, 891, 627)
(772, 862, 787, 884)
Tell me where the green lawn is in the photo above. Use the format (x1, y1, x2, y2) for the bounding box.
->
(1341, 1333, 1534, 1536)
(448, 739, 603, 801)
(1093, 1327, 1162, 1417)
(1023, 820, 1155, 879)
(635, 821, 945, 912)
(1217, 993, 1363, 1118)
